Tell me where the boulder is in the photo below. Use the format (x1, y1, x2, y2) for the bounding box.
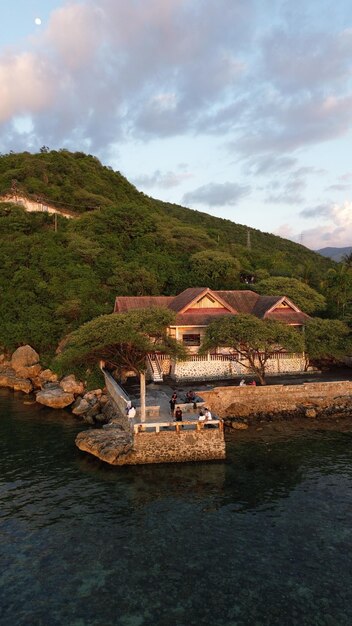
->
(13, 378, 33, 394)
(71, 397, 91, 416)
(36, 387, 75, 409)
(39, 369, 58, 383)
(84, 389, 103, 401)
(16, 364, 42, 380)
(305, 408, 317, 419)
(11, 345, 39, 372)
(59, 375, 84, 395)
(76, 429, 133, 464)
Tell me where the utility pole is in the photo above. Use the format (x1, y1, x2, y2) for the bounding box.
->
(247, 229, 251, 251)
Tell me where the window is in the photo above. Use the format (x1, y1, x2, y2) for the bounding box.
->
(182, 334, 201, 346)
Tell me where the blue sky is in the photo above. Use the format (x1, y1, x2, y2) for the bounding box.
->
(1, 0, 352, 250)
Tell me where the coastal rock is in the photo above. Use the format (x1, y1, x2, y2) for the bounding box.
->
(11, 345, 39, 372)
(71, 397, 90, 416)
(16, 364, 42, 380)
(76, 429, 133, 464)
(305, 408, 317, 418)
(13, 378, 33, 394)
(39, 369, 58, 383)
(0, 371, 33, 393)
(84, 389, 102, 401)
(36, 387, 75, 409)
(59, 375, 84, 395)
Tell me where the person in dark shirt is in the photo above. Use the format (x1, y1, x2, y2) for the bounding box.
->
(169, 392, 177, 416)
(174, 407, 183, 421)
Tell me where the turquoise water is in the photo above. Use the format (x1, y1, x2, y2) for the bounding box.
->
(1, 389, 352, 625)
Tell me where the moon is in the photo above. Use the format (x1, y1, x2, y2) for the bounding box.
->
(34, 17, 42, 26)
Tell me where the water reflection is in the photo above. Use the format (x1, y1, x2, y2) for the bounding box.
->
(1, 390, 352, 625)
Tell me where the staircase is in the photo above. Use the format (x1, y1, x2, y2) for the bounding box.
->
(147, 354, 163, 382)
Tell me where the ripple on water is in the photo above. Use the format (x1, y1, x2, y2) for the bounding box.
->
(1, 392, 352, 625)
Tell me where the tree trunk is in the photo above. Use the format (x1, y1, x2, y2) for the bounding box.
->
(140, 371, 146, 422)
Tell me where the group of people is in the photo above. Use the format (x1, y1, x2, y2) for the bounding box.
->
(239, 379, 257, 386)
(169, 390, 213, 425)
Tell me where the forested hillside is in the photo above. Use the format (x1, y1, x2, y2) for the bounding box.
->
(0, 149, 340, 357)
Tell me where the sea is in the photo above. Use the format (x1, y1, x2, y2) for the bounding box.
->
(1, 388, 352, 626)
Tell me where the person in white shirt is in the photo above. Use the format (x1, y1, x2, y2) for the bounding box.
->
(204, 408, 212, 421)
(128, 406, 136, 419)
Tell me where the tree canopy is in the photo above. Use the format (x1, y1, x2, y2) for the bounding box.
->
(200, 314, 304, 384)
(254, 277, 326, 315)
(304, 317, 352, 368)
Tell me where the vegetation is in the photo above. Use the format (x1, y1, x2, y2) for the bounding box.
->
(0, 149, 347, 363)
(200, 314, 304, 384)
(304, 318, 352, 369)
(255, 277, 326, 315)
(55, 308, 185, 418)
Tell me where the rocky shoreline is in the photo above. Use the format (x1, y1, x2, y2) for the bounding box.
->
(0, 344, 117, 425)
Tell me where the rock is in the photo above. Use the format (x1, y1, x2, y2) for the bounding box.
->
(84, 389, 102, 401)
(13, 378, 33, 393)
(71, 397, 90, 416)
(305, 408, 317, 418)
(99, 394, 109, 405)
(36, 387, 75, 409)
(39, 369, 58, 383)
(76, 429, 133, 464)
(0, 371, 32, 393)
(11, 345, 39, 372)
(59, 375, 84, 395)
(16, 364, 42, 380)
(94, 413, 109, 424)
(232, 421, 249, 430)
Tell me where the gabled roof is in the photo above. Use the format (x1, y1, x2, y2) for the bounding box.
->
(168, 287, 235, 314)
(114, 288, 309, 325)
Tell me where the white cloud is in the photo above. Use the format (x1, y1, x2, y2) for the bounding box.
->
(183, 182, 251, 207)
(280, 201, 352, 249)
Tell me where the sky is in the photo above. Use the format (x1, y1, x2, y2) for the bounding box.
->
(1, 1, 352, 250)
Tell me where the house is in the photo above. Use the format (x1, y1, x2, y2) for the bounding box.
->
(114, 287, 309, 382)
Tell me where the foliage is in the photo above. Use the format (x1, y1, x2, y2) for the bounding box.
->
(304, 318, 352, 368)
(190, 250, 240, 289)
(323, 266, 352, 321)
(0, 149, 338, 358)
(54, 308, 184, 376)
(200, 314, 304, 384)
(255, 277, 326, 314)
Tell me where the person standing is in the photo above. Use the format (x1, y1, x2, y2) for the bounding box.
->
(174, 406, 183, 422)
(169, 391, 177, 416)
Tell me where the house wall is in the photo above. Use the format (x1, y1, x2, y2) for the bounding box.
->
(172, 354, 306, 382)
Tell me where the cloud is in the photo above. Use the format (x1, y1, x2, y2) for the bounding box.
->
(282, 201, 352, 248)
(133, 168, 193, 189)
(183, 182, 251, 207)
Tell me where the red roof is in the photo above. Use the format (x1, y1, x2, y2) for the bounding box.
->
(114, 288, 309, 326)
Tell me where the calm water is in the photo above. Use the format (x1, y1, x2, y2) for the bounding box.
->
(1, 390, 352, 625)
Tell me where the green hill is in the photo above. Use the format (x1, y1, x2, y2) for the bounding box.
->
(0, 149, 335, 357)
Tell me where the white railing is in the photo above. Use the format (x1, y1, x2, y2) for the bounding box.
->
(133, 420, 223, 434)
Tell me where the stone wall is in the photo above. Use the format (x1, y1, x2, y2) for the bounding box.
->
(76, 425, 226, 465)
(197, 380, 352, 420)
(111, 428, 225, 465)
(172, 355, 306, 382)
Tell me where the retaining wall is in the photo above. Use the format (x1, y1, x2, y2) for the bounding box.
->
(115, 428, 226, 465)
(197, 380, 352, 419)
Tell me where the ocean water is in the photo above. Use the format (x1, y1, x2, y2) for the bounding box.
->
(1, 388, 352, 626)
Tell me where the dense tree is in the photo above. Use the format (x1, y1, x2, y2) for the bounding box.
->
(324, 266, 352, 321)
(190, 250, 241, 289)
(0, 150, 337, 358)
(304, 318, 352, 369)
(200, 314, 304, 385)
(55, 308, 185, 419)
(255, 277, 326, 315)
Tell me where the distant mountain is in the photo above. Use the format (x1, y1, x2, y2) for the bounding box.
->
(316, 246, 352, 262)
